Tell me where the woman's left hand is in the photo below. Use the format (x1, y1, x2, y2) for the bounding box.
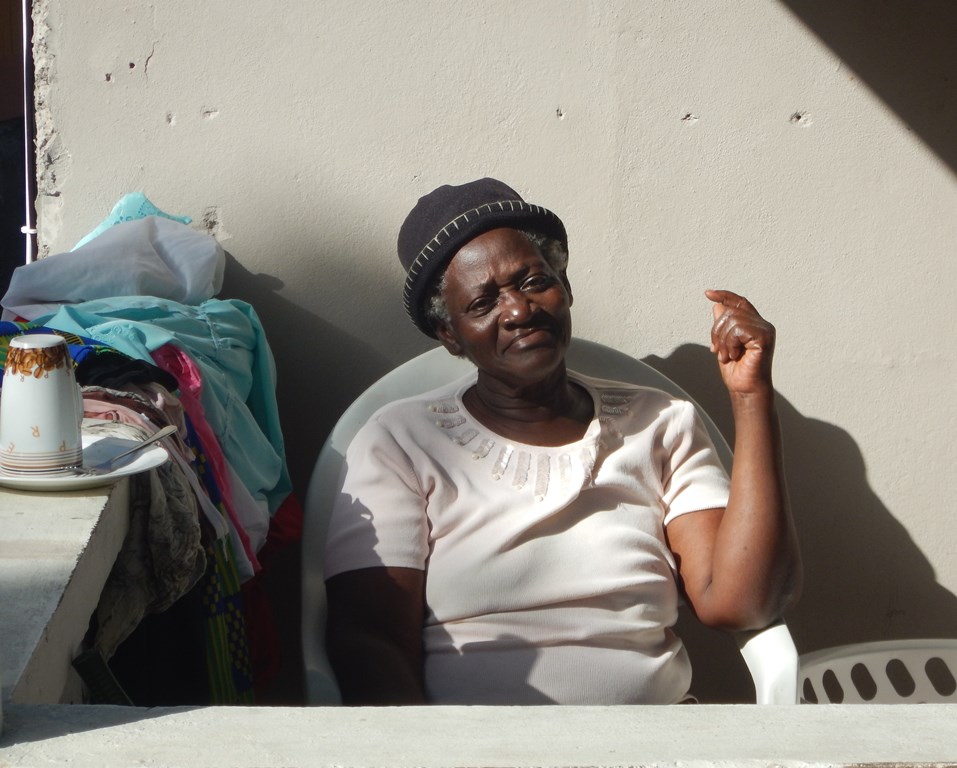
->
(705, 289, 775, 397)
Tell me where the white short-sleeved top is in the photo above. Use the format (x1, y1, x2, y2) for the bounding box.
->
(324, 370, 730, 704)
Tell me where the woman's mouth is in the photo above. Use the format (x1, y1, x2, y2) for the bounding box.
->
(506, 327, 556, 351)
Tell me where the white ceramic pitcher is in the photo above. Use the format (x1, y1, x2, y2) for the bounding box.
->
(0, 334, 84, 473)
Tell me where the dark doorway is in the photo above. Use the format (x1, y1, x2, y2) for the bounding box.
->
(1, 0, 32, 289)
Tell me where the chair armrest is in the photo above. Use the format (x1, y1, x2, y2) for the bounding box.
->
(735, 619, 799, 704)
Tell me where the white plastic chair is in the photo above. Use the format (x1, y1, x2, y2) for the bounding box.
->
(301, 339, 799, 704)
(800, 639, 957, 703)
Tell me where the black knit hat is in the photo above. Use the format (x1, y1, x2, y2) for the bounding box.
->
(397, 178, 568, 338)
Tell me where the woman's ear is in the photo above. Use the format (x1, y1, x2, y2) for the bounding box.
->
(434, 321, 464, 358)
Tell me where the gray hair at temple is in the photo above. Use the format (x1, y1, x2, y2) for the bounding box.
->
(424, 230, 569, 333)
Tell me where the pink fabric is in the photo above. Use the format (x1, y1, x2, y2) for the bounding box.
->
(82, 399, 153, 431)
(152, 343, 260, 572)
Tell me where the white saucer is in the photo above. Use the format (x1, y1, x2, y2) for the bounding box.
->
(0, 432, 170, 492)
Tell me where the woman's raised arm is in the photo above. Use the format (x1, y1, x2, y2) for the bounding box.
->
(665, 290, 802, 631)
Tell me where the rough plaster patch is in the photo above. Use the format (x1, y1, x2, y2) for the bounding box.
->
(202, 207, 230, 241)
(789, 110, 813, 126)
(201, 106, 220, 120)
(32, 0, 67, 257)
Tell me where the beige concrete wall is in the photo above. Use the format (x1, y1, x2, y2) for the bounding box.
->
(32, 0, 957, 694)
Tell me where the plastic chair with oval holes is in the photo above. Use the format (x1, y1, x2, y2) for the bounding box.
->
(800, 639, 957, 703)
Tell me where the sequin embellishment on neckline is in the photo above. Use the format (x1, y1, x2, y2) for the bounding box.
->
(428, 385, 636, 500)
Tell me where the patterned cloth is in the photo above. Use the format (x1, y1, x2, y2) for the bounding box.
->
(202, 534, 255, 704)
(0, 321, 176, 390)
(84, 387, 255, 704)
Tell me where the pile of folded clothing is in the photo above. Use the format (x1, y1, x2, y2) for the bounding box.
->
(1, 194, 299, 705)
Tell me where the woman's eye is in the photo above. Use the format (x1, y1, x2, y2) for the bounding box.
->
(468, 296, 496, 313)
(521, 274, 552, 291)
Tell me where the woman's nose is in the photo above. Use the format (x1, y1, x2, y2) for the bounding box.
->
(500, 290, 535, 325)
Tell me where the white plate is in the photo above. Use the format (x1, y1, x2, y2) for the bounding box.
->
(0, 432, 169, 491)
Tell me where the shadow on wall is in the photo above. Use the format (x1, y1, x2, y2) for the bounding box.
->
(219, 252, 395, 500)
(218, 239, 957, 702)
(646, 344, 957, 690)
(220, 252, 407, 705)
(780, 0, 957, 176)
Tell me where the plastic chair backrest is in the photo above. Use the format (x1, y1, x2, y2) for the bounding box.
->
(800, 639, 957, 703)
(301, 338, 799, 704)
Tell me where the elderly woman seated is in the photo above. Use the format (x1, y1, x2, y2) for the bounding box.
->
(322, 178, 802, 705)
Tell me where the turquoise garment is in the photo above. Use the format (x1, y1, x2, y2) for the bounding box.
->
(72, 193, 192, 251)
(38, 297, 291, 514)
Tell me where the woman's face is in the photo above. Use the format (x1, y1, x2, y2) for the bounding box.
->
(434, 227, 573, 388)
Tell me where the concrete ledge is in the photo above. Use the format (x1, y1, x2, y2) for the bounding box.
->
(0, 480, 130, 704)
(2, 703, 957, 767)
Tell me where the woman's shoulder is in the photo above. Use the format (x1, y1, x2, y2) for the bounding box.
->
(362, 369, 477, 432)
(567, 370, 701, 437)
(568, 369, 687, 406)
